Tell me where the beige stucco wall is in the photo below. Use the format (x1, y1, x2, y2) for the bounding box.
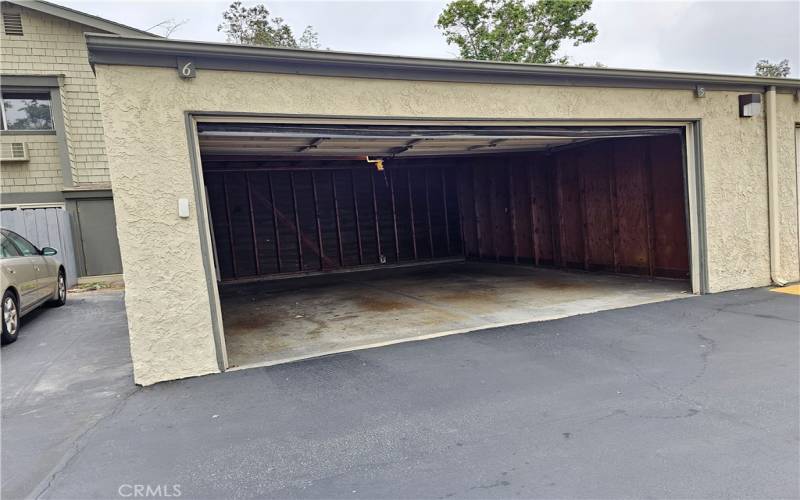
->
(93, 64, 800, 385)
(776, 93, 800, 283)
(0, 6, 110, 192)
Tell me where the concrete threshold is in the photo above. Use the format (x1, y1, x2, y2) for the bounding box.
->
(220, 262, 693, 371)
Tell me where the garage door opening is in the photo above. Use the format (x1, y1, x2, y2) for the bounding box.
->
(197, 122, 694, 369)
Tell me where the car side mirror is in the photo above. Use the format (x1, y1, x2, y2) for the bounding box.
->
(41, 247, 58, 256)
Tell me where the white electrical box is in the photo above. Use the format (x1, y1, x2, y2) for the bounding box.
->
(178, 198, 190, 218)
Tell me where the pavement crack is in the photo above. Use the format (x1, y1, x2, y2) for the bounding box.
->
(32, 385, 141, 500)
(681, 333, 716, 388)
(632, 408, 700, 420)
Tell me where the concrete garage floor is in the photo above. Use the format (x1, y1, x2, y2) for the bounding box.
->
(221, 262, 691, 368)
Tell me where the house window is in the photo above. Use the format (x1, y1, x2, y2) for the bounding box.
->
(0, 91, 54, 131)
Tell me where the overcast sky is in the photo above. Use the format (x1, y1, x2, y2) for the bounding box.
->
(57, 0, 799, 77)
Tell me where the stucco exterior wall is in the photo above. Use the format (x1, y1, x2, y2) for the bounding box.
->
(93, 64, 800, 385)
(0, 6, 110, 191)
(776, 93, 800, 283)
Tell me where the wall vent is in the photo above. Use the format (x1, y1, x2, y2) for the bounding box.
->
(3, 13, 23, 36)
(0, 142, 29, 162)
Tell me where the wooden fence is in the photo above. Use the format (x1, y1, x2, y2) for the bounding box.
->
(1, 208, 78, 287)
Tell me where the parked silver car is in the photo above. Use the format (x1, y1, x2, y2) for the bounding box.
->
(0, 228, 66, 344)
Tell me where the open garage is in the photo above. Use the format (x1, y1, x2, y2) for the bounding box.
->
(198, 123, 692, 368)
(84, 35, 799, 384)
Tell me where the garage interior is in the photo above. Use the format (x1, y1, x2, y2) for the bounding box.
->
(199, 123, 693, 369)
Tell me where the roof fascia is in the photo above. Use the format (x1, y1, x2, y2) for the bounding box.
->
(85, 34, 800, 93)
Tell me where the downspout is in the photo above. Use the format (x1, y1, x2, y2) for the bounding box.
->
(765, 86, 787, 286)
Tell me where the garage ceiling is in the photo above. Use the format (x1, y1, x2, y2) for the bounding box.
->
(198, 124, 682, 158)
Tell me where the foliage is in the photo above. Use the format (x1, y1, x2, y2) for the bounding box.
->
(436, 0, 598, 64)
(218, 1, 321, 49)
(3, 98, 52, 130)
(146, 18, 189, 38)
(755, 59, 791, 78)
(566, 59, 605, 67)
(298, 26, 321, 50)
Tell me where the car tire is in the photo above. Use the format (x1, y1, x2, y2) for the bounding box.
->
(48, 269, 67, 307)
(2, 290, 20, 345)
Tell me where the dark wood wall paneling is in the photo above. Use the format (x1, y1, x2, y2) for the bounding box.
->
(204, 134, 689, 282)
(205, 162, 464, 280)
(458, 135, 689, 279)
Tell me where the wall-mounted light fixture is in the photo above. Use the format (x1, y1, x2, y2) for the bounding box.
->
(738, 94, 762, 117)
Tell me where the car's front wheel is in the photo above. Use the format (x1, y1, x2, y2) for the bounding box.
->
(2, 290, 19, 345)
(49, 269, 66, 307)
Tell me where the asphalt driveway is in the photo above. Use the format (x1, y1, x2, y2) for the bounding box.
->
(2, 287, 798, 499)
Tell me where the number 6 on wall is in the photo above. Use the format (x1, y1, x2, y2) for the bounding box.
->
(177, 58, 196, 79)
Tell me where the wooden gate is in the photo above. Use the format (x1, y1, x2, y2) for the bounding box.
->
(1, 207, 79, 286)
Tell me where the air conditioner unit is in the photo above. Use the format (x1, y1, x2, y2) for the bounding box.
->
(0, 142, 29, 162)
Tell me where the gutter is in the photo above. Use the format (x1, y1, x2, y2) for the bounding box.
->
(765, 86, 786, 286)
(84, 34, 800, 93)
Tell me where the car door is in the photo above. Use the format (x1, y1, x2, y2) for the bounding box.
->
(2, 230, 51, 304)
(0, 233, 40, 312)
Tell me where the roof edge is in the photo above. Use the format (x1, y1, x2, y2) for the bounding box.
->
(6, 0, 159, 38)
(85, 34, 800, 92)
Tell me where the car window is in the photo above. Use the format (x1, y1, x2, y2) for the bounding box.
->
(4, 231, 39, 256)
(0, 235, 21, 259)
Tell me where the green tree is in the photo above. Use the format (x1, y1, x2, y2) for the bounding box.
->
(4, 98, 52, 130)
(218, 1, 320, 49)
(755, 59, 791, 78)
(436, 0, 598, 64)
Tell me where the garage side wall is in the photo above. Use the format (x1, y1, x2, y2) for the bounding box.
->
(93, 76, 220, 385)
(92, 64, 799, 384)
(458, 135, 690, 279)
